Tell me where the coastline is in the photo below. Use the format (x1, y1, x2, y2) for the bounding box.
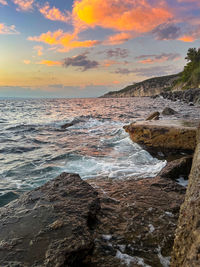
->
(0, 97, 199, 266)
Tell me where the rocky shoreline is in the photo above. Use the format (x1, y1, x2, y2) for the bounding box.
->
(0, 117, 199, 266)
(158, 88, 200, 106)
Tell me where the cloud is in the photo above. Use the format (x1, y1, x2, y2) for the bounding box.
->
(13, 0, 34, 11)
(0, 23, 20, 34)
(105, 48, 129, 58)
(0, 0, 8, 5)
(39, 2, 71, 23)
(114, 65, 180, 77)
(28, 29, 100, 52)
(38, 60, 62, 66)
(178, 25, 200, 42)
(105, 32, 134, 45)
(136, 53, 181, 64)
(23, 59, 31, 64)
(63, 54, 99, 71)
(152, 23, 182, 40)
(33, 45, 43, 56)
(72, 0, 172, 33)
(103, 60, 120, 67)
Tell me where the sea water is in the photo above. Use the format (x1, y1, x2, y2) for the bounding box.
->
(0, 97, 199, 206)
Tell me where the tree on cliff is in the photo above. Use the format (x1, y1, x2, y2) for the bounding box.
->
(181, 48, 200, 88)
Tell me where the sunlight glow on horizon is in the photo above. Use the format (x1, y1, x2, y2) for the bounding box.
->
(0, 0, 200, 97)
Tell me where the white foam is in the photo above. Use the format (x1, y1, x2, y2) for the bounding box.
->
(148, 224, 155, 233)
(116, 250, 152, 267)
(176, 177, 188, 187)
(102, 234, 112, 241)
(157, 246, 171, 267)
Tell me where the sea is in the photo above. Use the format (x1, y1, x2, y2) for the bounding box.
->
(0, 97, 200, 206)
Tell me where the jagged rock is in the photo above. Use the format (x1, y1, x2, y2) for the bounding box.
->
(160, 88, 200, 105)
(162, 107, 177, 116)
(171, 125, 200, 266)
(146, 111, 160, 121)
(86, 164, 186, 266)
(158, 156, 192, 180)
(123, 120, 197, 157)
(0, 173, 100, 267)
(61, 122, 74, 129)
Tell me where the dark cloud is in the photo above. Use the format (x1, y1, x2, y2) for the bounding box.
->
(114, 65, 181, 77)
(135, 52, 181, 61)
(152, 23, 182, 40)
(63, 54, 99, 71)
(105, 48, 129, 58)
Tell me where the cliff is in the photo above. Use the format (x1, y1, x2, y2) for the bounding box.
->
(171, 125, 200, 266)
(101, 74, 179, 98)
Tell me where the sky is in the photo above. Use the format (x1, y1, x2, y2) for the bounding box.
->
(0, 0, 200, 98)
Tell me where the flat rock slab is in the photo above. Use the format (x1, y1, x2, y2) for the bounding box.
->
(124, 120, 197, 156)
(0, 173, 100, 267)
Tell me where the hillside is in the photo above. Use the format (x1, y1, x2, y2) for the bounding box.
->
(101, 74, 180, 98)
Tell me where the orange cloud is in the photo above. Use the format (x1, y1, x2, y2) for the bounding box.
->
(106, 32, 134, 45)
(0, 23, 20, 34)
(179, 35, 195, 42)
(23, 60, 31, 64)
(33, 45, 43, 56)
(103, 60, 120, 67)
(13, 0, 34, 11)
(28, 30, 100, 52)
(72, 0, 172, 33)
(38, 60, 62, 66)
(39, 3, 71, 22)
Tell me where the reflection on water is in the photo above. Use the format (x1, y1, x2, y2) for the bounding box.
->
(0, 97, 199, 202)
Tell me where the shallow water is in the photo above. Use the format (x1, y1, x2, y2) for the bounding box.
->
(0, 97, 199, 205)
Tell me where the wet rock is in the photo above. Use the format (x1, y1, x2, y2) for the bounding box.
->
(87, 170, 185, 267)
(158, 156, 193, 180)
(160, 88, 200, 105)
(171, 125, 200, 266)
(0, 173, 100, 267)
(146, 111, 160, 121)
(162, 107, 177, 116)
(61, 122, 74, 129)
(123, 120, 197, 157)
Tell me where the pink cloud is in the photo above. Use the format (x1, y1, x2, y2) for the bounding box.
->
(0, 0, 8, 5)
(13, 0, 34, 11)
(0, 23, 20, 34)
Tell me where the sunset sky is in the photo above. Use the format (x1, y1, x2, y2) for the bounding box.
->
(1, 0, 200, 97)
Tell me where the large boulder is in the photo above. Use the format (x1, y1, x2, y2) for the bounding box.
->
(171, 125, 200, 266)
(123, 120, 197, 157)
(0, 173, 100, 267)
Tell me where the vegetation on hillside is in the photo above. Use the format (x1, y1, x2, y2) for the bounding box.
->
(180, 48, 200, 88)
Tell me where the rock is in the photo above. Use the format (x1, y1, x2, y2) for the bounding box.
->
(158, 156, 193, 180)
(123, 120, 197, 157)
(61, 122, 74, 129)
(162, 107, 177, 115)
(160, 88, 200, 105)
(86, 167, 186, 266)
(146, 111, 160, 121)
(171, 125, 200, 266)
(0, 173, 100, 267)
